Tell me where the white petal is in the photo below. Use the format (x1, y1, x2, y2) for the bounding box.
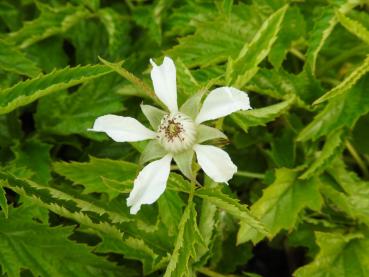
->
(195, 87, 251, 124)
(194, 144, 237, 183)
(150, 57, 178, 112)
(127, 155, 172, 214)
(89, 114, 156, 142)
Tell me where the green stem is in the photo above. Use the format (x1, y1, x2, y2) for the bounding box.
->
(345, 140, 369, 178)
(236, 170, 265, 179)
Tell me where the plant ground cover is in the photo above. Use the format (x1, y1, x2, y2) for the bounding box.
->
(1, 0, 369, 276)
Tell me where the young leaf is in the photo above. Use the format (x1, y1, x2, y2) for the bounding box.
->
(53, 157, 137, 200)
(226, 5, 288, 88)
(0, 64, 112, 115)
(0, 40, 41, 77)
(294, 232, 369, 277)
(237, 168, 322, 244)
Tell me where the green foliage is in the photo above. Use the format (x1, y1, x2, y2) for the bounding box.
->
(237, 168, 322, 244)
(226, 5, 288, 88)
(295, 232, 369, 277)
(1, 0, 369, 276)
(0, 205, 122, 277)
(0, 65, 112, 115)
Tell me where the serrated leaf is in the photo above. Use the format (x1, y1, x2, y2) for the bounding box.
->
(35, 75, 123, 137)
(337, 12, 369, 45)
(237, 168, 322, 244)
(166, 3, 265, 68)
(53, 157, 137, 200)
(322, 159, 369, 226)
(0, 205, 121, 277)
(294, 232, 369, 277)
(231, 97, 294, 132)
(158, 190, 185, 236)
(0, 40, 41, 77)
(6, 4, 91, 49)
(304, 1, 359, 75)
(300, 130, 345, 179)
(268, 6, 306, 69)
(164, 201, 203, 277)
(226, 5, 288, 88)
(98, 8, 130, 58)
(314, 55, 369, 104)
(195, 186, 268, 237)
(298, 75, 369, 141)
(8, 139, 52, 184)
(0, 64, 112, 115)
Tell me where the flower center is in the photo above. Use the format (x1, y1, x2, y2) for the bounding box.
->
(157, 112, 196, 153)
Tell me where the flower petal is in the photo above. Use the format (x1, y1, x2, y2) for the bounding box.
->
(89, 114, 156, 142)
(127, 154, 172, 214)
(150, 57, 178, 112)
(195, 87, 251, 124)
(194, 144, 237, 183)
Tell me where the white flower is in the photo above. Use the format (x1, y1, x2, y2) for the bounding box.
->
(89, 57, 251, 214)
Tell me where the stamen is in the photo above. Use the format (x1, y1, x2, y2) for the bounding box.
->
(157, 112, 196, 153)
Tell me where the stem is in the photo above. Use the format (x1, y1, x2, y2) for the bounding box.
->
(345, 140, 369, 178)
(236, 170, 265, 179)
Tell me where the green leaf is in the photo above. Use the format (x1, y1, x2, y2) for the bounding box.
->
(268, 6, 306, 69)
(237, 168, 322, 244)
(304, 1, 359, 75)
(35, 75, 123, 137)
(98, 57, 160, 106)
(53, 157, 137, 200)
(0, 64, 112, 115)
(226, 5, 288, 88)
(337, 12, 369, 45)
(158, 190, 185, 237)
(314, 55, 369, 104)
(0, 40, 41, 77)
(164, 201, 203, 277)
(8, 139, 52, 185)
(195, 186, 268, 238)
(300, 130, 345, 179)
(0, 184, 8, 218)
(98, 8, 130, 58)
(322, 159, 369, 226)
(0, 205, 121, 277)
(294, 232, 369, 277)
(298, 76, 369, 141)
(166, 3, 265, 68)
(231, 97, 295, 132)
(5, 4, 91, 49)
